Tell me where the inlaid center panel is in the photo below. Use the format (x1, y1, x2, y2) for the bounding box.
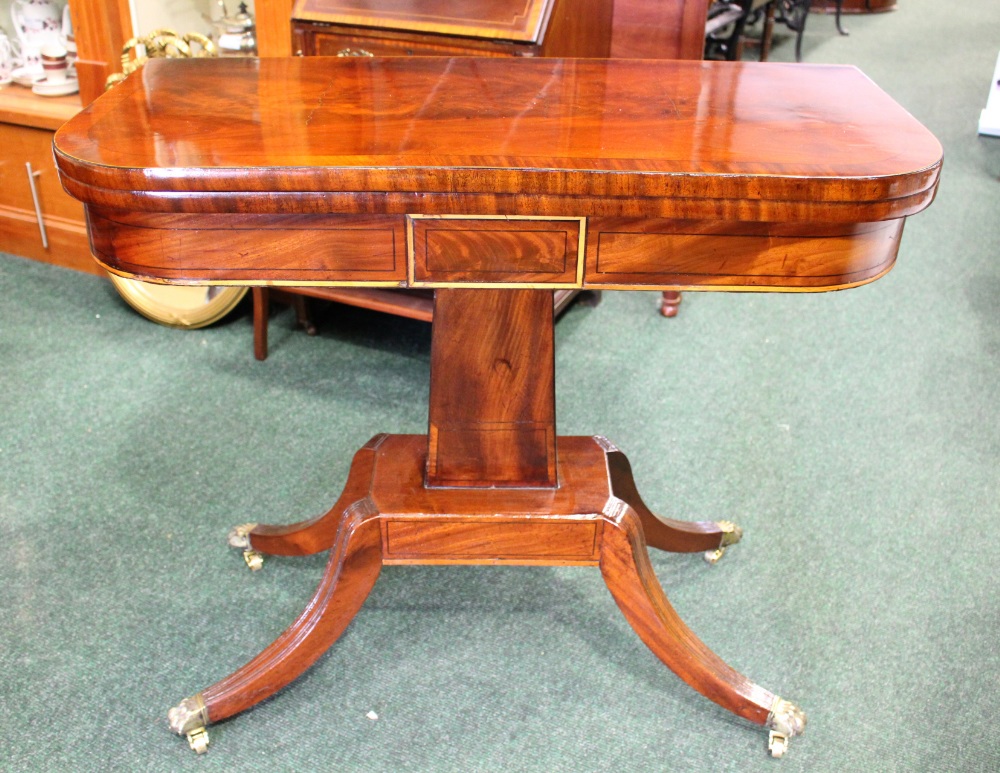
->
(408, 215, 584, 287)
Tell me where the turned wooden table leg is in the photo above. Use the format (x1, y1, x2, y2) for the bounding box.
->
(252, 287, 270, 361)
(659, 291, 682, 318)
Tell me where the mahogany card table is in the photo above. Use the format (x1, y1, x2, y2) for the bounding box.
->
(54, 56, 941, 757)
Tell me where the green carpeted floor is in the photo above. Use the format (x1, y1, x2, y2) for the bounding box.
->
(2, 2, 998, 770)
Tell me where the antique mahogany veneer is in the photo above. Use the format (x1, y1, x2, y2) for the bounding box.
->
(54, 57, 941, 757)
(290, 0, 614, 58)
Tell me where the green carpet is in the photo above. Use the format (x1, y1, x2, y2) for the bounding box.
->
(1, 1, 998, 770)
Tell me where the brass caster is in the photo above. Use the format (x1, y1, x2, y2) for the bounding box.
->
(768, 730, 788, 758)
(766, 696, 806, 758)
(186, 727, 210, 754)
(703, 520, 743, 564)
(243, 550, 264, 571)
(227, 522, 257, 551)
(169, 693, 210, 753)
(229, 523, 263, 570)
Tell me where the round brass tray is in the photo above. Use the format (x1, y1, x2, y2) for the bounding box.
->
(108, 274, 248, 329)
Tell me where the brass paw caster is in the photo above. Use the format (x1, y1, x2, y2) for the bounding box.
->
(766, 697, 806, 758)
(186, 727, 210, 754)
(228, 523, 263, 571)
(169, 693, 211, 754)
(703, 520, 743, 564)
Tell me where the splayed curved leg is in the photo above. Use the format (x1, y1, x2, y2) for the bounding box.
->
(228, 435, 386, 560)
(170, 500, 383, 750)
(602, 440, 743, 559)
(599, 501, 805, 754)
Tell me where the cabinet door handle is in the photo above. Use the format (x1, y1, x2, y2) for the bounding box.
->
(25, 162, 49, 249)
(336, 48, 374, 57)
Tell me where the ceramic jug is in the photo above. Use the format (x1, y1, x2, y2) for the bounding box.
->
(60, 3, 75, 54)
(10, 0, 63, 70)
(0, 29, 22, 81)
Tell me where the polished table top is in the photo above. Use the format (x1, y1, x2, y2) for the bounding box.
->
(52, 56, 942, 755)
(54, 58, 941, 295)
(56, 57, 940, 213)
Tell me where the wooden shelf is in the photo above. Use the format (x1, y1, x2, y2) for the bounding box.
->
(0, 85, 82, 131)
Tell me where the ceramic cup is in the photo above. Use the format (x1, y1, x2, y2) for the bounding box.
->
(10, 0, 62, 71)
(39, 41, 67, 83)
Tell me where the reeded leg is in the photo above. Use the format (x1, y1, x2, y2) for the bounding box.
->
(599, 500, 805, 754)
(228, 435, 386, 564)
(170, 499, 383, 751)
(602, 438, 743, 560)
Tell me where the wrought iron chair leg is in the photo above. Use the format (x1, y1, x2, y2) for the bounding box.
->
(836, 0, 849, 35)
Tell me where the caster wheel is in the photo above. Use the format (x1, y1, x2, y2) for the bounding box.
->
(186, 727, 210, 754)
(704, 547, 726, 564)
(768, 730, 788, 758)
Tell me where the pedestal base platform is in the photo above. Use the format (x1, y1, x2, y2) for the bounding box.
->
(168, 434, 805, 756)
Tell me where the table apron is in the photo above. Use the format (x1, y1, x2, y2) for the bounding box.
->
(85, 209, 904, 292)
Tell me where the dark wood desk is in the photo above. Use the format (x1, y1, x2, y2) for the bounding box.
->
(54, 57, 941, 758)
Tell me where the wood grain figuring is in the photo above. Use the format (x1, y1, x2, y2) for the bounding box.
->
(292, 0, 554, 42)
(535, 0, 612, 58)
(59, 180, 940, 224)
(383, 516, 600, 564)
(587, 218, 905, 290)
(85, 211, 405, 284)
(0, 0, 131, 276)
(70, 0, 134, 104)
(604, 441, 735, 553)
(54, 57, 942, 293)
(202, 502, 383, 725)
(52, 54, 943, 744)
(53, 58, 942, 214)
(610, 0, 710, 59)
(302, 27, 518, 57)
(424, 229, 565, 273)
(410, 217, 581, 285)
(256, 0, 296, 57)
(367, 435, 611, 521)
(600, 504, 776, 725)
(221, 434, 766, 728)
(427, 289, 556, 487)
(247, 436, 386, 556)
